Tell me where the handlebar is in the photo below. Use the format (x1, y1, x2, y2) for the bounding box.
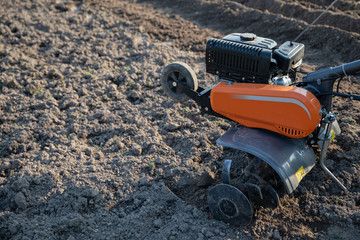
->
(301, 59, 360, 111)
(303, 59, 360, 82)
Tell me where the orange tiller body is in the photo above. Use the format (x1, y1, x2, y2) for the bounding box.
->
(210, 82, 322, 138)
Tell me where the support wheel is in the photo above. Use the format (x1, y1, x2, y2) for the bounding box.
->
(207, 184, 253, 227)
(161, 62, 198, 102)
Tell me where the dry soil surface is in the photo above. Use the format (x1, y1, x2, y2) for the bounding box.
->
(0, 0, 360, 239)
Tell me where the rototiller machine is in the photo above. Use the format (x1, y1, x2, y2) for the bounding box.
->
(161, 31, 360, 226)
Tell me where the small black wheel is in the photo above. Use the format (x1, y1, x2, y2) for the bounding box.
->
(207, 184, 253, 227)
(161, 62, 198, 102)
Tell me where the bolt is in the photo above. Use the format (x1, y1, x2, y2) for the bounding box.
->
(172, 82, 177, 87)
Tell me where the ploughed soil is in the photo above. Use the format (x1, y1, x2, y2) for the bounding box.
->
(0, 0, 360, 239)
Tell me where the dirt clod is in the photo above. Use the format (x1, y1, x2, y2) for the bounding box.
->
(197, 169, 215, 187)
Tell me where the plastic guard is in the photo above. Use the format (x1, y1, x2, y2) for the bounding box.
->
(217, 126, 316, 194)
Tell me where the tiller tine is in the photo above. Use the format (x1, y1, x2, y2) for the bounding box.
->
(244, 182, 280, 209)
(207, 158, 280, 226)
(244, 183, 263, 201)
(207, 184, 253, 227)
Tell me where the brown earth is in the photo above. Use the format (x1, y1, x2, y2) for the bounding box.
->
(0, 0, 360, 239)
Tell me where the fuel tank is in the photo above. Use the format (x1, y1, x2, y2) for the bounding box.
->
(210, 82, 322, 138)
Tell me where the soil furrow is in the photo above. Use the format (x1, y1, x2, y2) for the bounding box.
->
(232, 0, 360, 33)
(290, 0, 360, 14)
(135, 0, 360, 65)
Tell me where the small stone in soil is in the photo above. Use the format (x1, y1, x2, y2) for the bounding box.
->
(131, 143, 142, 156)
(153, 219, 162, 228)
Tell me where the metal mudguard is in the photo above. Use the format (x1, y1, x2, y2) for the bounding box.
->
(217, 126, 316, 194)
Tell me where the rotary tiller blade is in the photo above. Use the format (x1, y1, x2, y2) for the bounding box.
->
(207, 184, 253, 227)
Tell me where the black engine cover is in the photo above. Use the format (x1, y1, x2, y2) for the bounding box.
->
(205, 33, 304, 84)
